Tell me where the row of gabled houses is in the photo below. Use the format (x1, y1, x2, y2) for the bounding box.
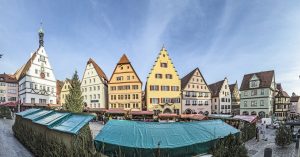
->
(1, 28, 299, 120)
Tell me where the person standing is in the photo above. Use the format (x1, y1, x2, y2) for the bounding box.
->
(256, 126, 260, 142)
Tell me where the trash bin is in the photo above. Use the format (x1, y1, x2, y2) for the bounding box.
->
(264, 148, 272, 157)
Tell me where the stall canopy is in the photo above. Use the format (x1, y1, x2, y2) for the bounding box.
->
(16, 108, 94, 135)
(233, 115, 257, 123)
(94, 119, 239, 157)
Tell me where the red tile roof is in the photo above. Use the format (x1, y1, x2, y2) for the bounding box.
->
(118, 54, 130, 64)
(14, 51, 38, 80)
(0, 73, 18, 83)
(275, 90, 290, 98)
(240, 70, 274, 91)
(291, 96, 300, 102)
(87, 58, 108, 81)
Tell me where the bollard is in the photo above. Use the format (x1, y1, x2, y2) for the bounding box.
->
(296, 139, 299, 149)
(264, 148, 272, 157)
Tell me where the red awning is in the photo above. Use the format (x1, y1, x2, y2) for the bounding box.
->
(131, 111, 154, 115)
(180, 114, 208, 120)
(0, 101, 18, 107)
(106, 109, 127, 114)
(158, 113, 179, 118)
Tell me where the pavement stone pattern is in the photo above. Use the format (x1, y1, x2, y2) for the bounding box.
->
(0, 119, 33, 157)
(245, 126, 299, 157)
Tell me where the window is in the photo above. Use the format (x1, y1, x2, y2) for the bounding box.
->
(90, 87, 92, 91)
(171, 86, 179, 91)
(251, 101, 257, 107)
(150, 98, 159, 104)
(116, 76, 123, 81)
(244, 101, 247, 107)
(47, 73, 49, 77)
(260, 100, 264, 106)
(261, 89, 264, 95)
(98, 94, 100, 99)
(251, 89, 257, 96)
(244, 91, 248, 96)
(221, 105, 224, 109)
(127, 76, 130, 80)
(35, 69, 38, 74)
(160, 62, 167, 68)
(31, 98, 35, 104)
(93, 78, 95, 82)
(161, 86, 170, 91)
(150, 85, 159, 91)
(155, 74, 162, 79)
(111, 86, 116, 91)
(98, 86, 100, 90)
(132, 85, 138, 90)
(165, 74, 172, 79)
(94, 86, 96, 90)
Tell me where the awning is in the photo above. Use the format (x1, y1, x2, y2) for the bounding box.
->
(180, 114, 208, 120)
(87, 108, 106, 112)
(22, 103, 35, 107)
(0, 101, 18, 107)
(48, 104, 62, 107)
(233, 115, 257, 123)
(158, 113, 179, 118)
(131, 111, 154, 115)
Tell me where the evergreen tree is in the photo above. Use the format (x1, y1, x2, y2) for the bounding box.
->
(64, 71, 83, 113)
(210, 134, 248, 157)
(275, 124, 292, 147)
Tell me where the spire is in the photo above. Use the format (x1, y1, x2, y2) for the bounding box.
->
(161, 44, 166, 51)
(38, 21, 44, 47)
(118, 54, 130, 64)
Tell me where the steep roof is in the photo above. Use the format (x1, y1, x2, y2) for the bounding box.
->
(240, 70, 274, 91)
(181, 68, 197, 89)
(87, 58, 108, 81)
(275, 90, 290, 98)
(117, 54, 130, 64)
(208, 80, 225, 97)
(291, 96, 300, 102)
(276, 83, 283, 91)
(56, 80, 64, 94)
(108, 54, 142, 84)
(14, 51, 38, 80)
(229, 82, 238, 93)
(0, 73, 18, 83)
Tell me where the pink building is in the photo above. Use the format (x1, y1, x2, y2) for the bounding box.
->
(0, 73, 18, 104)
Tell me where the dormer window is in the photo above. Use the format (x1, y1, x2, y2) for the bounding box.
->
(250, 81, 259, 88)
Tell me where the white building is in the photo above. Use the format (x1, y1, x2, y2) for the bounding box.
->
(209, 78, 232, 114)
(81, 58, 108, 109)
(15, 27, 57, 105)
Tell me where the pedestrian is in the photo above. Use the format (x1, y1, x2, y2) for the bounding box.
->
(261, 121, 267, 141)
(256, 126, 260, 142)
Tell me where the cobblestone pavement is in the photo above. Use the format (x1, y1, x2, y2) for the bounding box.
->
(245, 126, 299, 157)
(89, 121, 104, 139)
(0, 119, 33, 157)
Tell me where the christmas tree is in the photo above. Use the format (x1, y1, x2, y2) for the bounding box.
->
(65, 71, 84, 113)
(275, 124, 292, 147)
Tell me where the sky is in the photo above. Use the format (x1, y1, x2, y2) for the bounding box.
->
(0, 0, 300, 94)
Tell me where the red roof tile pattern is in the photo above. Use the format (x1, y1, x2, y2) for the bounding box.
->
(291, 96, 300, 102)
(240, 70, 274, 91)
(87, 58, 108, 81)
(275, 90, 290, 98)
(117, 54, 130, 64)
(14, 51, 38, 80)
(0, 73, 18, 83)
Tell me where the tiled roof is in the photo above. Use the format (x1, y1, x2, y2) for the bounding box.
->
(118, 54, 130, 64)
(56, 80, 64, 94)
(240, 70, 274, 91)
(276, 83, 282, 91)
(14, 51, 38, 80)
(291, 96, 300, 102)
(208, 80, 225, 97)
(229, 84, 236, 93)
(275, 90, 290, 98)
(87, 58, 108, 81)
(181, 68, 197, 89)
(0, 73, 18, 83)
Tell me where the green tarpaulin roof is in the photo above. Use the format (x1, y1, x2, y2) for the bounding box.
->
(95, 119, 239, 149)
(16, 109, 95, 135)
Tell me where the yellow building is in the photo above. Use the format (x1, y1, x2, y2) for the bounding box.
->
(108, 54, 143, 111)
(146, 47, 181, 115)
(60, 79, 71, 105)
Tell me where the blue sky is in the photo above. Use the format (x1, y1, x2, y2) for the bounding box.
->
(1, 0, 300, 94)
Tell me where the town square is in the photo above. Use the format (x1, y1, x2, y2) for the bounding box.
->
(1, 0, 300, 157)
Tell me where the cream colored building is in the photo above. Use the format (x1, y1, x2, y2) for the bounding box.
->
(145, 47, 181, 115)
(209, 78, 232, 114)
(181, 68, 212, 115)
(108, 54, 142, 111)
(81, 58, 108, 109)
(60, 79, 71, 105)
